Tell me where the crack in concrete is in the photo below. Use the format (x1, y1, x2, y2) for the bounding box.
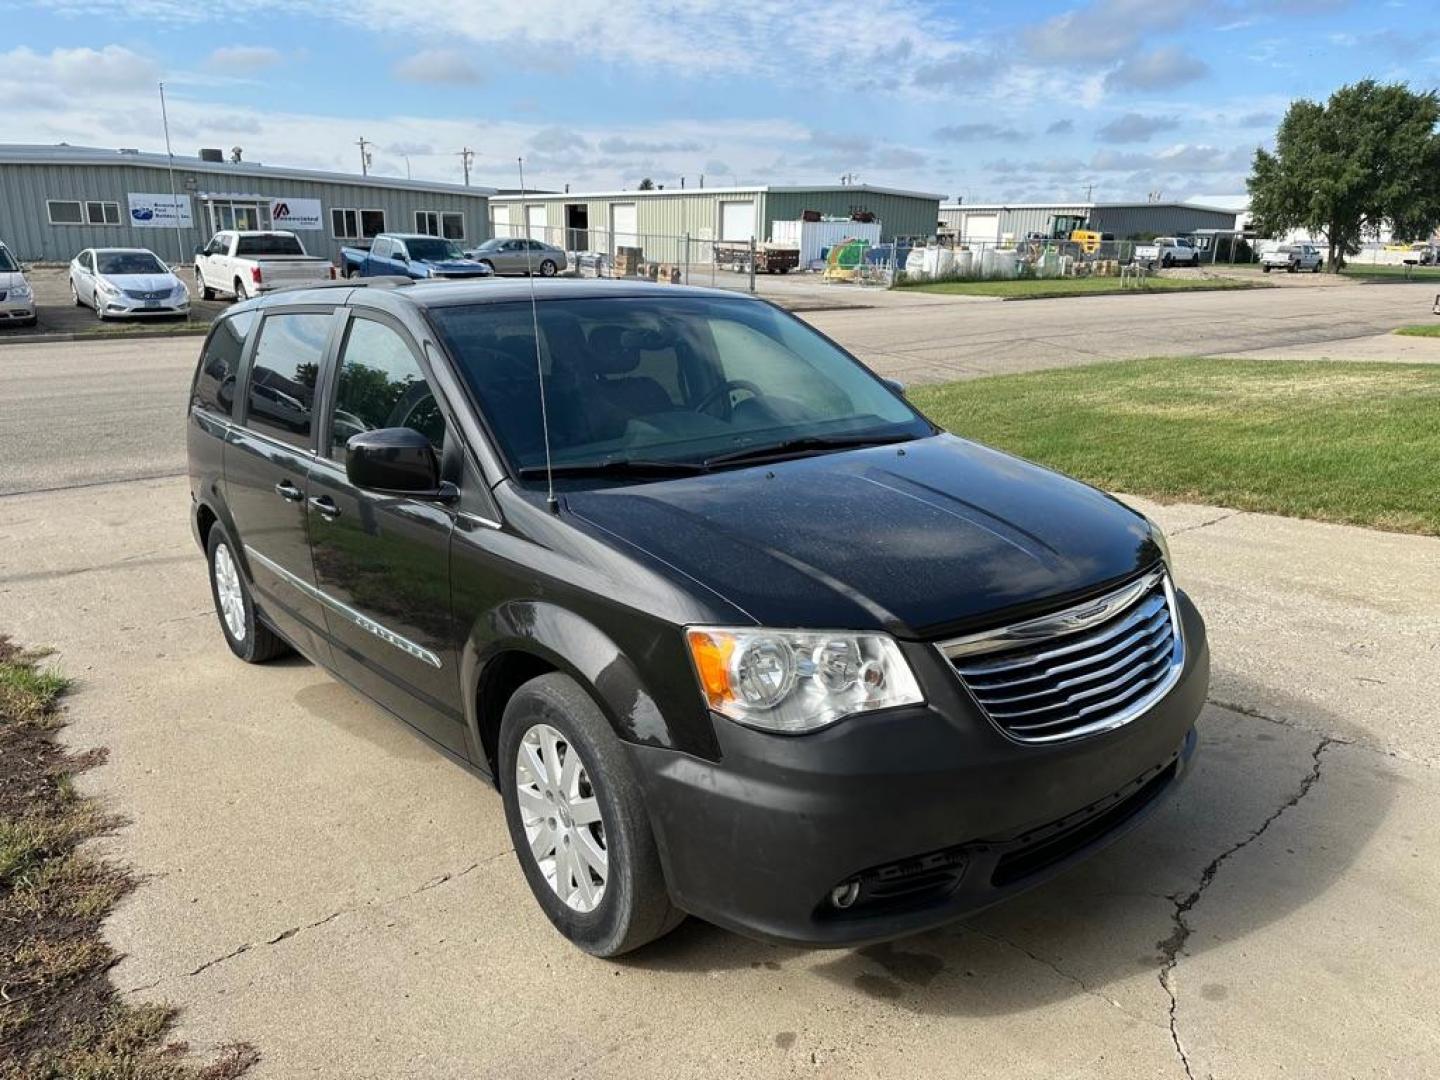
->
(968, 925, 1164, 1031)
(1169, 510, 1244, 536)
(1157, 735, 1336, 1079)
(135, 850, 513, 991)
(1206, 697, 1429, 769)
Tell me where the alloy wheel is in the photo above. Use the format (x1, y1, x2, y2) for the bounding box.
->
(514, 722, 608, 913)
(212, 542, 246, 642)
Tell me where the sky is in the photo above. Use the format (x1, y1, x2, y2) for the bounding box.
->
(1, 0, 1437, 203)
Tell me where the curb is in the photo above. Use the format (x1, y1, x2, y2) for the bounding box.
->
(0, 325, 211, 346)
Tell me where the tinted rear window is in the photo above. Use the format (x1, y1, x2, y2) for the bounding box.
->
(236, 234, 306, 257)
(192, 311, 255, 417)
(244, 312, 332, 447)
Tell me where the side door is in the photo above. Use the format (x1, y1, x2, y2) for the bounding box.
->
(225, 306, 342, 661)
(306, 310, 467, 753)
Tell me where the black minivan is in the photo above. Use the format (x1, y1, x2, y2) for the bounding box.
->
(187, 279, 1208, 956)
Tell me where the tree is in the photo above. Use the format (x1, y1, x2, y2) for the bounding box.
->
(637, 177, 655, 190)
(1247, 81, 1440, 271)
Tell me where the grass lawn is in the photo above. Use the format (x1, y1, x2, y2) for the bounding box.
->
(897, 276, 1263, 299)
(909, 357, 1440, 536)
(1395, 323, 1440, 337)
(1341, 264, 1440, 281)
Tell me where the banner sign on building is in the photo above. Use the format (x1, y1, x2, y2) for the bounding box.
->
(127, 193, 194, 228)
(270, 197, 323, 230)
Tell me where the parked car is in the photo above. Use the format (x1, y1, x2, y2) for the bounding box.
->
(340, 234, 493, 280)
(68, 248, 190, 320)
(1400, 242, 1439, 267)
(1260, 243, 1324, 273)
(187, 279, 1208, 957)
(0, 240, 36, 328)
(194, 230, 335, 301)
(1134, 236, 1200, 268)
(466, 237, 569, 276)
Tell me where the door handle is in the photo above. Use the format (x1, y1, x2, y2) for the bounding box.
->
(274, 480, 303, 502)
(308, 495, 341, 521)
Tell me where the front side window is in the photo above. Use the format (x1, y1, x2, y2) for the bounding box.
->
(329, 318, 444, 459)
(192, 311, 256, 417)
(245, 312, 332, 447)
(430, 296, 928, 477)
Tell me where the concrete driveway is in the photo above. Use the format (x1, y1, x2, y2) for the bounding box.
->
(2, 477, 1436, 1078)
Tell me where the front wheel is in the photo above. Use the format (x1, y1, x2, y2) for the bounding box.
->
(1263, 264, 1272, 273)
(197, 271, 216, 300)
(478, 259, 495, 275)
(234, 277, 250, 301)
(1312, 262, 1322, 274)
(70, 280, 83, 307)
(499, 673, 681, 957)
(207, 526, 290, 663)
(1161, 254, 1173, 268)
(539, 259, 557, 277)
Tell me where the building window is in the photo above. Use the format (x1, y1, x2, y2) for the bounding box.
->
(442, 211, 465, 240)
(415, 210, 440, 236)
(332, 208, 359, 239)
(48, 199, 120, 225)
(360, 209, 386, 239)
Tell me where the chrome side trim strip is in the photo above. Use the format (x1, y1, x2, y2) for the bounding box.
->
(938, 568, 1165, 660)
(243, 545, 443, 669)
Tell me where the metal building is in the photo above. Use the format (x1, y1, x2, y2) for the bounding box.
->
(0, 144, 495, 263)
(938, 201, 1242, 243)
(488, 184, 943, 261)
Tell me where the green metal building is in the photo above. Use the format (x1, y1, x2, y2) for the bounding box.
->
(488, 184, 944, 261)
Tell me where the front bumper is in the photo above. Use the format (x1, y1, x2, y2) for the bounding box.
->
(99, 296, 190, 317)
(631, 589, 1209, 947)
(0, 297, 36, 323)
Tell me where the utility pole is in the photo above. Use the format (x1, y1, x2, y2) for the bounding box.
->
(458, 147, 475, 186)
(356, 136, 372, 176)
(402, 154, 412, 179)
(1084, 182, 1094, 202)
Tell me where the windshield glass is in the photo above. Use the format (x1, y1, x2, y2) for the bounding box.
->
(431, 296, 930, 476)
(0, 248, 17, 273)
(473, 239, 502, 252)
(235, 234, 305, 256)
(406, 238, 465, 261)
(96, 251, 167, 275)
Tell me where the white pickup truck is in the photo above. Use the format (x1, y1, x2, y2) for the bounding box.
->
(193, 230, 335, 301)
(1134, 236, 1200, 268)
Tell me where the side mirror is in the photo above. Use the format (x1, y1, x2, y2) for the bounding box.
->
(194, 244, 205, 256)
(883, 377, 907, 398)
(395, 252, 409, 263)
(345, 428, 447, 497)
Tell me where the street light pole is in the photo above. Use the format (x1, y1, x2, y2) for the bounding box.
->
(158, 82, 186, 267)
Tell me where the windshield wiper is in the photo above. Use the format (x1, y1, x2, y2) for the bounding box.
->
(703, 432, 914, 468)
(516, 458, 709, 480)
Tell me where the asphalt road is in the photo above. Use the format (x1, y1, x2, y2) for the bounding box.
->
(1, 280, 1436, 497)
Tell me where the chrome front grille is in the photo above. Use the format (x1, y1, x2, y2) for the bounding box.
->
(124, 288, 170, 300)
(939, 569, 1183, 744)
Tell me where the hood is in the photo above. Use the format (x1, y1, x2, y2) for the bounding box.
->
(564, 434, 1159, 638)
(419, 258, 489, 275)
(0, 270, 28, 291)
(102, 272, 180, 292)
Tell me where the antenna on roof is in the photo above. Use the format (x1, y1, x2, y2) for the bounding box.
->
(517, 156, 558, 513)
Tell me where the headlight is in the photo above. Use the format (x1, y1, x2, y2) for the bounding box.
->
(10, 284, 31, 299)
(685, 627, 923, 734)
(1141, 512, 1172, 573)
(96, 280, 118, 295)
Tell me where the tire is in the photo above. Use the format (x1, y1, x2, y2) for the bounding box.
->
(479, 259, 495, 275)
(95, 294, 106, 321)
(197, 271, 216, 301)
(206, 525, 290, 663)
(70, 280, 83, 307)
(499, 673, 681, 957)
(234, 277, 250, 301)
(346, 266, 360, 280)
(1312, 262, 1322, 274)
(539, 259, 557, 277)
(1263, 265, 1271, 273)
(1161, 254, 1173, 269)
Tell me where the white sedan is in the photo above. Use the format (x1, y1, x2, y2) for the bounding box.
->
(69, 248, 190, 320)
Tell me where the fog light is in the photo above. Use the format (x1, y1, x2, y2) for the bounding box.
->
(829, 880, 861, 909)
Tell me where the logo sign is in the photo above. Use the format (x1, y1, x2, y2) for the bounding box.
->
(269, 197, 322, 230)
(127, 193, 193, 228)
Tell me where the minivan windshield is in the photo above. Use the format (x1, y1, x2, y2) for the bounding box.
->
(431, 296, 932, 476)
(97, 251, 166, 275)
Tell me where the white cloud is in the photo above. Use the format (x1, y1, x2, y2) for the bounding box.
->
(1105, 47, 1209, 90)
(207, 45, 282, 73)
(1096, 112, 1182, 143)
(392, 48, 483, 85)
(0, 44, 158, 91)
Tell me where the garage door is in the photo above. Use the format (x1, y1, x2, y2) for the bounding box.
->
(490, 206, 512, 238)
(525, 204, 548, 244)
(720, 200, 756, 242)
(611, 202, 638, 253)
(964, 214, 1000, 244)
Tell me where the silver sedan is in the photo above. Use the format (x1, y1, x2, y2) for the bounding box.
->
(465, 237, 569, 276)
(69, 248, 190, 320)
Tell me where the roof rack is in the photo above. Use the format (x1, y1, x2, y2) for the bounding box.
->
(269, 276, 416, 293)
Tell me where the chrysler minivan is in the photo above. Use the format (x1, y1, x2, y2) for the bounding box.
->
(186, 279, 1209, 956)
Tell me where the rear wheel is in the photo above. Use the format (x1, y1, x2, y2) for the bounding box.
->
(206, 525, 290, 663)
(346, 265, 360, 280)
(1263, 264, 1272, 273)
(1161, 254, 1173, 268)
(499, 673, 681, 957)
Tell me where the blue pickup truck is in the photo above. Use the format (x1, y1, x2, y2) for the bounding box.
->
(340, 233, 493, 280)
